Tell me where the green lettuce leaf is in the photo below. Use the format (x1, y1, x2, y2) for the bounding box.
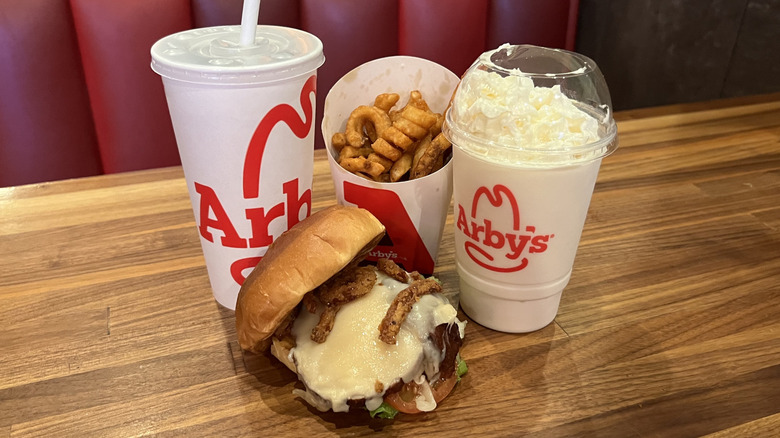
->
(456, 355, 468, 382)
(369, 401, 400, 419)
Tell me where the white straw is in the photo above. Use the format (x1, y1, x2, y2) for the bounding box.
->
(239, 0, 261, 47)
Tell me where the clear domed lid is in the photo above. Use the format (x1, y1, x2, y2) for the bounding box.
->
(443, 44, 618, 166)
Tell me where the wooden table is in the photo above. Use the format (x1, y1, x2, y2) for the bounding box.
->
(2, 93, 779, 437)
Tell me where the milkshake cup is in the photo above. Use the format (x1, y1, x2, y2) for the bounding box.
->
(321, 56, 460, 276)
(151, 25, 324, 309)
(443, 45, 618, 332)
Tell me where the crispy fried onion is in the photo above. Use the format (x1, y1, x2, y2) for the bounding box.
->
(377, 257, 410, 283)
(378, 278, 442, 344)
(310, 304, 341, 344)
(308, 265, 377, 343)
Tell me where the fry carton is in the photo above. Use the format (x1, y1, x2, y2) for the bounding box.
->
(321, 56, 460, 275)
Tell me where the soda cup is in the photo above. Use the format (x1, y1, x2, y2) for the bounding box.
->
(151, 25, 324, 309)
(443, 45, 618, 332)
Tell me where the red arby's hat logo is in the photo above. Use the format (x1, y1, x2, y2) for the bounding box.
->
(456, 184, 554, 272)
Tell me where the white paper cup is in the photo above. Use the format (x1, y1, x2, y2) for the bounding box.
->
(450, 152, 602, 332)
(152, 25, 324, 309)
(443, 45, 618, 332)
(321, 56, 459, 275)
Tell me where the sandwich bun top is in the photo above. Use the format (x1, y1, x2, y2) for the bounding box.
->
(235, 205, 385, 353)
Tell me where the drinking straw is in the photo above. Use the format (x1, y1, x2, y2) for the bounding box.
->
(239, 0, 261, 47)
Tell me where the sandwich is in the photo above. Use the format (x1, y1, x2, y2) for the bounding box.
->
(235, 205, 466, 418)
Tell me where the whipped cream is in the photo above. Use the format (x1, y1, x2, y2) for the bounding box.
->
(453, 68, 600, 152)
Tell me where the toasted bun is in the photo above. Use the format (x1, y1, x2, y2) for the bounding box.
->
(235, 205, 385, 353)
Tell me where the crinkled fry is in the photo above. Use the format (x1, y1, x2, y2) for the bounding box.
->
(374, 93, 400, 112)
(390, 151, 413, 182)
(372, 173, 391, 183)
(392, 117, 429, 140)
(381, 126, 414, 152)
(338, 145, 370, 161)
(408, 90, 431, 112)
(432, 153, 445, 173)
(333, 90, 448, 181)
(371, 137, 403, 161)
(365, 122, 378, 143)
(411, 134, 432, 172)
(430, 113, 445, 137)
(346, 105, 392, 147)
(400, 106, 437, 130)
(377, 258, 409, 283)
(411, 133, 450, 179)
(340, 156, 385, 177)
(367, 153, 394, 172)
(332, 132, 347, 152)
(378, 278, 442, 344)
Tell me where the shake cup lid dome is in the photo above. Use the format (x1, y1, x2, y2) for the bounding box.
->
(151, 25, 324, 85)
(443, 44, 618, 166)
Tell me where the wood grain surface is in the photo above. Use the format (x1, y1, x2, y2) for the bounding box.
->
(1, 93, 779, 437)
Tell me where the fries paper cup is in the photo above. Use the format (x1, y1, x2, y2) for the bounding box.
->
(322, 56, 459, 275)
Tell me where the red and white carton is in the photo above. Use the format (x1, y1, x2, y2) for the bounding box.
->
(321, 56, 459, 275)
(151, 25, 324, 309)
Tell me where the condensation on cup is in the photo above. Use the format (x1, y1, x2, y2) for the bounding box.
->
(151, 25, 324, 309)
(443, 44, 619, 333)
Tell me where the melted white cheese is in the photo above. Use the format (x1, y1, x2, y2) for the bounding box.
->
(290, 270, 459, 413)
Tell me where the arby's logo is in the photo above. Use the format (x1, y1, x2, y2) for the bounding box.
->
(192, 76, 317, 285)
(456, 184, 553, 272)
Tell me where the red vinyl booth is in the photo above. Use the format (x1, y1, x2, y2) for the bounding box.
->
(0, 0, 579, 187)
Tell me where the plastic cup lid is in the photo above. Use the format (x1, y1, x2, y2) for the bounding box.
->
(444, 44, 618, 166)
(151, 25, 324, 85)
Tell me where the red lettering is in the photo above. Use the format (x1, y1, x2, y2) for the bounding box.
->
(470, 221, 485, 243)
(283, 179, 311, 229)
(246, 202, 285, 248)
(530, 235, 550, 253)
(230, 257, 263, 286)
(194, 182, 247, 248)
(456, 204, 471, 238)
(505, 234, 531, 260)
(482, 220, 504, 249)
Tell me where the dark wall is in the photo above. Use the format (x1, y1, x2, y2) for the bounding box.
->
(576, 0, 780, 110)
